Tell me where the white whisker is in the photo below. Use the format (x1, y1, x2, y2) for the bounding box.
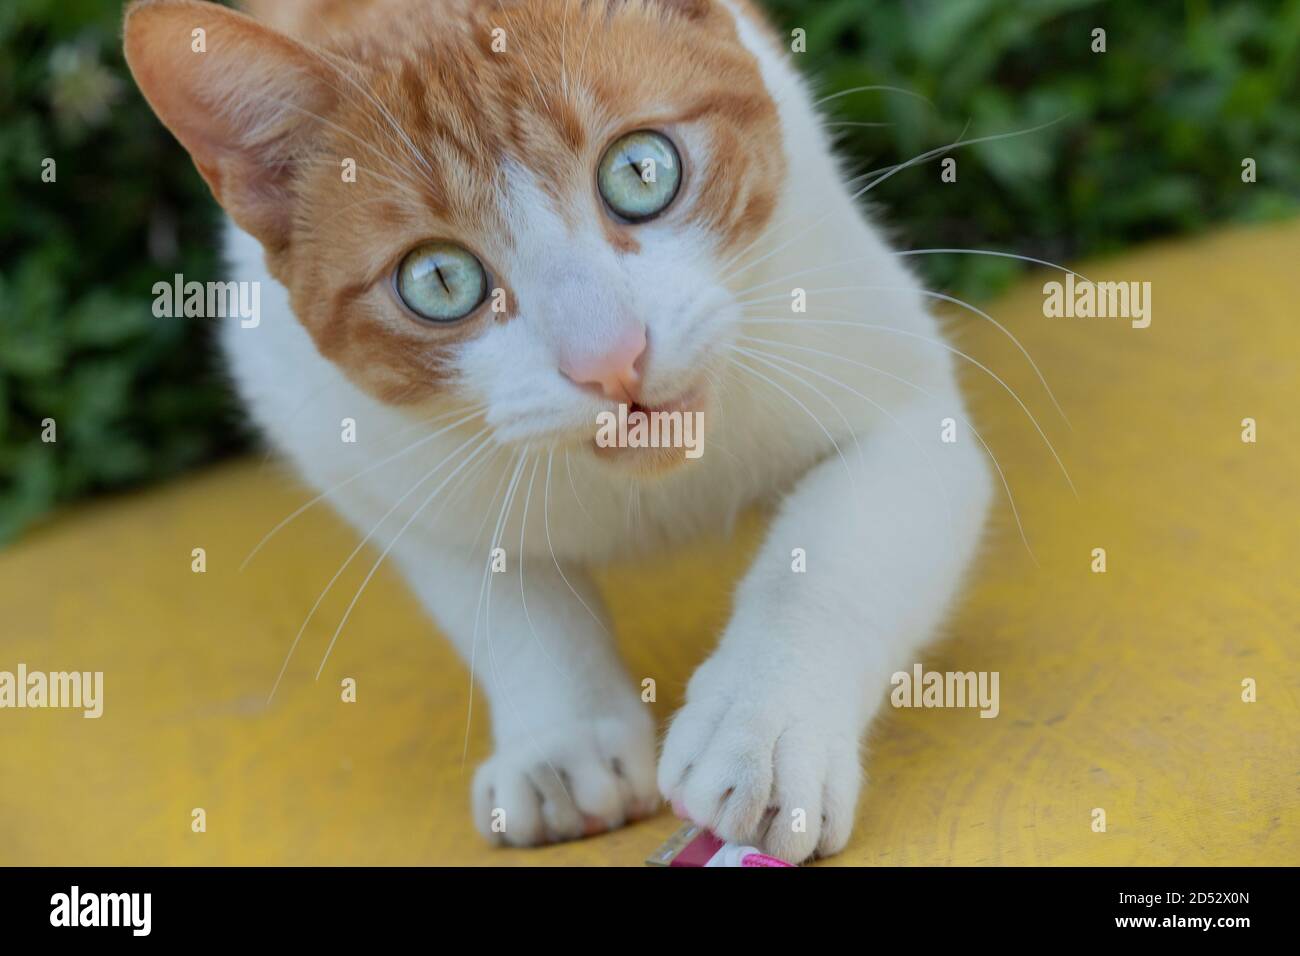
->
(741, 312, 1077, 498)
(563, 447, 597, 526)
(823, 120, 894, 129)
(726, 344, 865, 467)
(502, 12, 554, 117)
(313, 48, 437, 180)
(895, 248, 1093, 283)
(813, 84, 935, 110)
(733, 283, 1070, 428)
(725, 350, 857, 494)
(240, 405, 484, 571)
(257, 79, 432, 201)
(720, 116, 1067, 284)
(268, 426, 493, 702)
(481, 450, 572, 800)
(312, 430, 497, 681)
(543, 448, 608, 637)
(468, 453, 529, 748)
(462, 450, 515, 767)
(730, 341, 953, 533)
(518, 457, 573, 684)
(739, 333, 1037, 563)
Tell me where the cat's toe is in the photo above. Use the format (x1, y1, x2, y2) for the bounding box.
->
(472, 711, 658, 847)
(659, 693, 861, 864)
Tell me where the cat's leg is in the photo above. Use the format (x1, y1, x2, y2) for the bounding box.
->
(394, 546, 657, 846)
(658, 394, 993, 862)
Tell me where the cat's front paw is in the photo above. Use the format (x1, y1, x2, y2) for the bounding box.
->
(657, 659, 863, 863)
(472, 709, 659, 846)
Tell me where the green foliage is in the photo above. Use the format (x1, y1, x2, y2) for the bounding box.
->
(0, 0, 243, 542)
(1, 0, 1296, 540)
(765, 0, 1300, 296)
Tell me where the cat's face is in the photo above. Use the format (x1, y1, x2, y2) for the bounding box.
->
(125, 0, 784, 471)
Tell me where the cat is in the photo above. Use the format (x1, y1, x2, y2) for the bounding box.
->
(123, 0, 992, 863)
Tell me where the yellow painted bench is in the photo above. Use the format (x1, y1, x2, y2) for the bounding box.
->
(2, 221, 1297, 865)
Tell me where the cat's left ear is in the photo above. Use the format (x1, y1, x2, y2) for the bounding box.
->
(123, 0, 337, 252)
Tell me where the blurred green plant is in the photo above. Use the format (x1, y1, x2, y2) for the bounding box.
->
(763, 0, 1300, 295)
(0, 0, 243, 542)
(1, 0, 1297, 541)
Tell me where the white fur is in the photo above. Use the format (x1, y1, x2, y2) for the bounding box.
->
(221, 1, 991, 860)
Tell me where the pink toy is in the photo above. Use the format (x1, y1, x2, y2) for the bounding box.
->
(646, 823, 795, 867)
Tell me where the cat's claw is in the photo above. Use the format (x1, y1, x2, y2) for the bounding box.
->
(657, 661, 862, 863)
(472, 710, 658, 846)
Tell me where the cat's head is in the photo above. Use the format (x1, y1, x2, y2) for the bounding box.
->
(124, 0, 785, 471)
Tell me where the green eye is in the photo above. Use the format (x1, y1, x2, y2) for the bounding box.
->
(597, 130, 682, 222)
(395, 241, 488, 322)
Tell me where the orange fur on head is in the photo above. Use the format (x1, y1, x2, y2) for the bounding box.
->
(124, 0, 783, 406)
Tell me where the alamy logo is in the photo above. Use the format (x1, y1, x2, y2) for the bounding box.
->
(152, 273, 260, 327)
(50, 886, 151, 936)
(595, 403, 705, 459)
(0, 663, 102, 718)
(1042, 274, 1151, 328)
(890, 664, 1000, 718)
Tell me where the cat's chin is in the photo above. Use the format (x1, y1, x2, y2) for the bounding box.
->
(591, 441, 697, 476)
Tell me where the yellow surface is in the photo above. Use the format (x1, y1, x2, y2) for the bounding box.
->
(2, 221, 1298, 865)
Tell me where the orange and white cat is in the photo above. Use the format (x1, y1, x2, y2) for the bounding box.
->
(124, 0, 991, 862)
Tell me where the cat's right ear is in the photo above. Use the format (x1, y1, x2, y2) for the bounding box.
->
(123, 0, 337, 252)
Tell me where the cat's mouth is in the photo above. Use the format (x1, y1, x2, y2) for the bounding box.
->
(628, 384, 701, 419)
(590, 383, 708, 474)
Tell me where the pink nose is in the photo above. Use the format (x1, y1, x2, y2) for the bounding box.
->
(560, 326, 647, 404)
